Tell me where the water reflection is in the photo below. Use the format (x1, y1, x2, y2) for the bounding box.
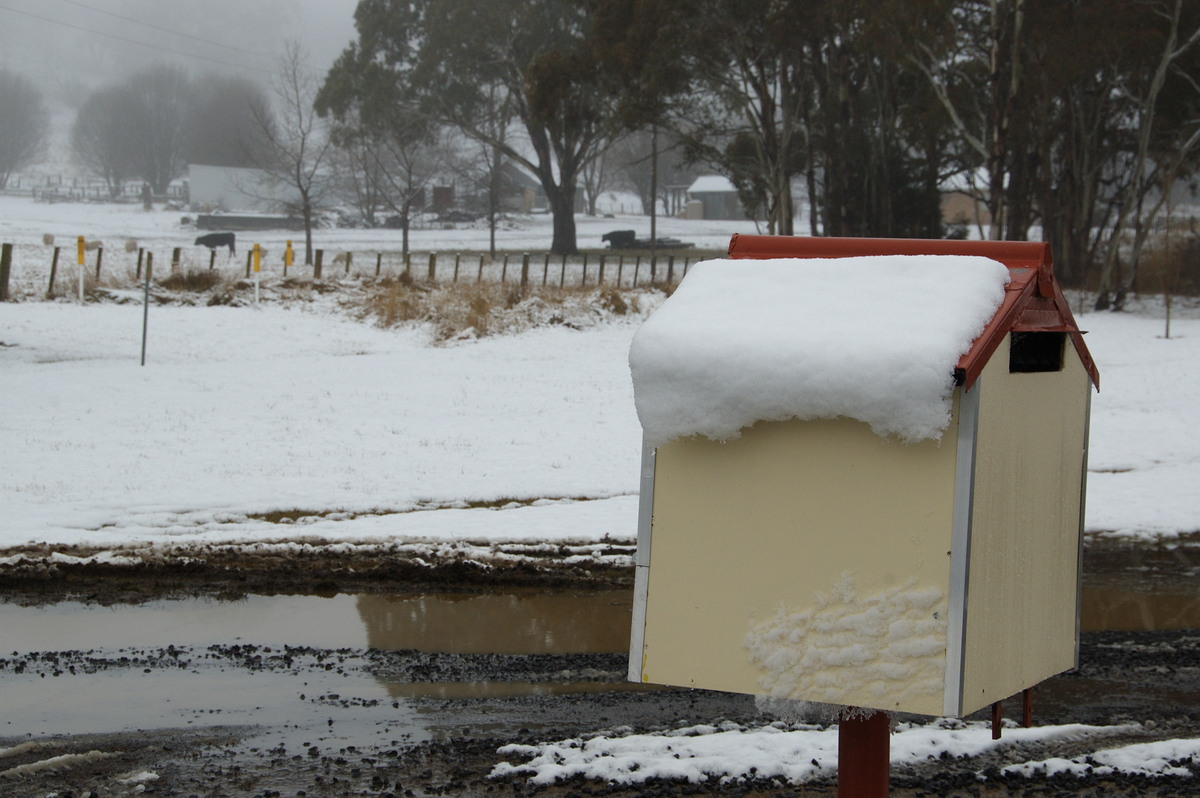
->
(1080, 584, 1200, 631)
(356, 590, 632, 654)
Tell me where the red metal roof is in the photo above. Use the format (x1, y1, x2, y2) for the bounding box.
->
(726, 234, 1099, 391)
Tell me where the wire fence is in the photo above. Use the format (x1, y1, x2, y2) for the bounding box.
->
(0, 241, 713, 301)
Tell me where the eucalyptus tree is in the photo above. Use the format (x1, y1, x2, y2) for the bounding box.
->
(320, 0, 621, 254)
(592, 0, 952, 237)
(1090, 0, 1200, 307)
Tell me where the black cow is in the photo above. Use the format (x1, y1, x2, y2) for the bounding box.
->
(602, 229, 637, 249)
(194, 231, 236, 255)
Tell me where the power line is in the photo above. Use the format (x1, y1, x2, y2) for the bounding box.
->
(44, 0, 273, 64)
(0, 2, 274, 75)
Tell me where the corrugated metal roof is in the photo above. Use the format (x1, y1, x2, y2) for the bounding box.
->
(726, 234, 1099, 391)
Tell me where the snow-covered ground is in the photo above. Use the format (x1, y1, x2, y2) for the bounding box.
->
(2, 195, 1199, 786)
(492, 718, 1200, 785)
(0, 193, 755, 255)
(3, 282, 1198, 551)
(1, 196, 1196, 550)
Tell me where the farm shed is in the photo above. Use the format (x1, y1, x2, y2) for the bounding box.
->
(627, 235, 1098, 718)
(187, 164, 301, 213)
(686, 175, 747, 221)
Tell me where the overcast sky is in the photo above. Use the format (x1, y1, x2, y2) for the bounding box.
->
(0, 0, 360, 101)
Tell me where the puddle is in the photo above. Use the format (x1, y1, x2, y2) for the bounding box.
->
(0, 589, 637, 751)
(0, 581, 1193, 753)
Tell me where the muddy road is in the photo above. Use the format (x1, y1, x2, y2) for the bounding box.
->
(0, 536, 1197, 797)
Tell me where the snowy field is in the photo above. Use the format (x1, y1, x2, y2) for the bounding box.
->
(0, 193, 747, 261)
(2, 277, 1196, 553)
(1, 195, 1197, 553)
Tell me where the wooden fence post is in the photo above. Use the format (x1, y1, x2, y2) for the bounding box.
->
(48, 246, 60, 299)
(208, 249, 216, 270)
(542, 253, 550, 286)
(521, 252, 530, 287)
(94, 247, 103, 280)
(581, 252, 589, 286)
(0, 243, 12, 301)
(245, 250, 252, 278)
(136, 248, 144, 280)
(477, 254, 485, 283)
(376, 252, 382, 277)
(453, 253, 461, 283)
(314, 249, 324, 279)
(172, 247, 181, 272)
(344, 251, 353, 275)
(617, 255, 624, 287)
(427, 252, 437, 282)
(634, 255, 641, 287)
(598, 254, 606, 286)
(501, 253, 509, 283)
(560, 253, 567, 287)
(667, 255, 675, 283)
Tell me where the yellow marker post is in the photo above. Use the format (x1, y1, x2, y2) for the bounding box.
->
(76, 236, 85, 302)
(284, 240, 294, 277)
(252, 243, 262, 306)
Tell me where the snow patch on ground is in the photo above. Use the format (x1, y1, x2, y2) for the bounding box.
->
(1002, 737, 1200, 779)
(490, 719, 1149, 786)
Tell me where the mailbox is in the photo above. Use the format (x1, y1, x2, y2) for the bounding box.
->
(627, 235, 1099, 718)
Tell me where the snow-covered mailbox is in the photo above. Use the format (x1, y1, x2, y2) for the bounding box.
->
(627, 235, 1099, 719)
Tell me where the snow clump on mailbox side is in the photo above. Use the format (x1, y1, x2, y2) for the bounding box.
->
(628, 255, 1011, 447)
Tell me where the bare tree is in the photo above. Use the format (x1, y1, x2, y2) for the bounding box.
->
(0, 70, 49, 188)
(252, 43, 335, 265)
(71, 65, 194, 196)
(71, 84, 141, 196)
(126, 65, 193, 194)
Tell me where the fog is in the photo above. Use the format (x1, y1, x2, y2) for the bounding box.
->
(0, 0, 359, 102)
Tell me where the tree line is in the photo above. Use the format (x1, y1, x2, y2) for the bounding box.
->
(316, 0, 1200, 306)
(2, 0, 1198, 306)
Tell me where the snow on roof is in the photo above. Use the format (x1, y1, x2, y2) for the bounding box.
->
(628, 255, 1011, 446)
(687, 175, 736, 194)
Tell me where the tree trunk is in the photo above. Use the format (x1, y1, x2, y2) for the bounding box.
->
(546, 184, 578, 255)
(302, 196, 315, 266)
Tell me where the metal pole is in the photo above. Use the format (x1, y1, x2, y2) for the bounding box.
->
(140, 253, 152, 366)
(837, 711, 889, 798)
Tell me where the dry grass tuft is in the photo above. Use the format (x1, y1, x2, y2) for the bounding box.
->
(360, 280, 662, 341)
(158, 269, 224, 292)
